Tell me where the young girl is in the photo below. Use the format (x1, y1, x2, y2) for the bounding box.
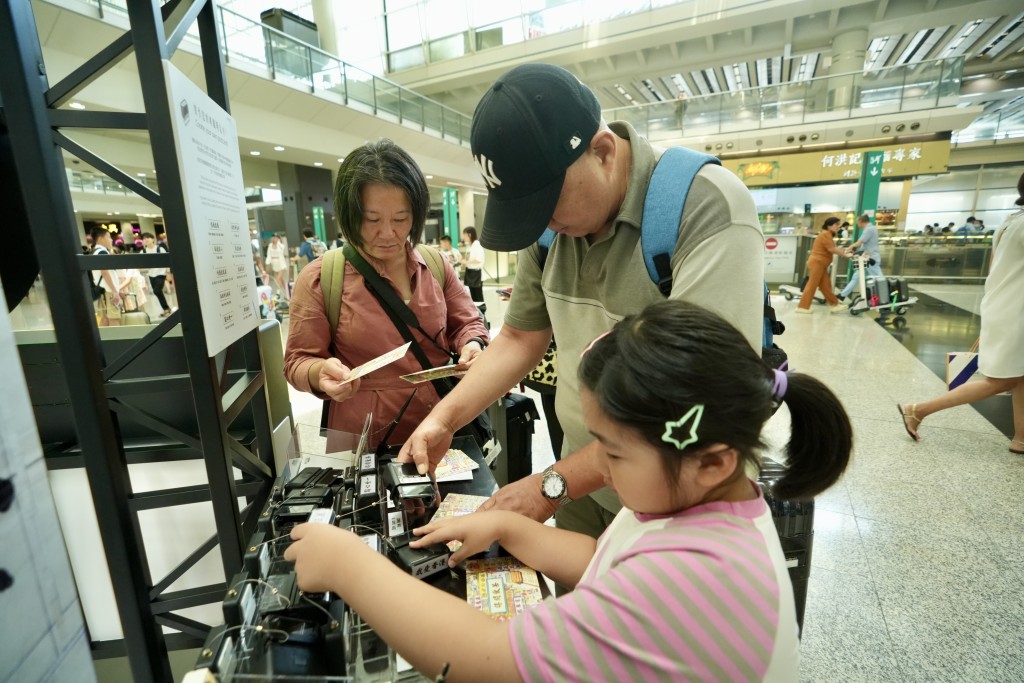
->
(286, 300, 852, 682)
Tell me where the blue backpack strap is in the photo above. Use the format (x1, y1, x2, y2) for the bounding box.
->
(535, 228, 557, 269)
(641, 147, 720, 295)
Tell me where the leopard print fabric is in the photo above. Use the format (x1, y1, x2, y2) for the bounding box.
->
(523, 339, 557, 388)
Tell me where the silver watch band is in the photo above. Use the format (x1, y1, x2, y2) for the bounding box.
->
(542, 466, 573, 506)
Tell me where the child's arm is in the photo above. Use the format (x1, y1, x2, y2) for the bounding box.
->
(412, 510, 598, 589)
(286, 523, 522, 683)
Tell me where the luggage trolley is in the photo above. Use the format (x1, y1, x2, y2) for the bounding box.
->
(846, 254, 917, 327)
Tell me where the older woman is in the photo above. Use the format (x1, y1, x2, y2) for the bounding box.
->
(284, 140, 488, 444)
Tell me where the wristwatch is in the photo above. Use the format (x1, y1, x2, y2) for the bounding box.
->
(541, 466, 572, 506)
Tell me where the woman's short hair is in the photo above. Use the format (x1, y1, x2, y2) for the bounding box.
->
(333, 139, 429, 250)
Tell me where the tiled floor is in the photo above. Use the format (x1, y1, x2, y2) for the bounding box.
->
(764, 287, 1022, 682)
(13, 280, 1023, 681)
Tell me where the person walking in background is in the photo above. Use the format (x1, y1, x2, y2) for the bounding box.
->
(796, 217, 846, 314)
(899, 172, 1024, 454)
(265, 233, 290, 301)
(838, 213, 883, 302)
(438, 234, 462, 278)
(141, 232, 171, 318)
(462, 226, 485, 303)
(673, 91, 688, 132)
(90, 226, 122, 326)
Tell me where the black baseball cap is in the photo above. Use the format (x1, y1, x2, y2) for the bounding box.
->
(470, 63, 601, 252)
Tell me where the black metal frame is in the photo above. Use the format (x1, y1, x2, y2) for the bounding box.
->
(0, 2, 275, 681)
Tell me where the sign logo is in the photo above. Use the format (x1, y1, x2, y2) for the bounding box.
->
(179, 99, 190, 124)
(569, 135, 581, 149)
(739, 160, 780, 181)
(474, 154, 502, 189)
(765, 238, 778, 250)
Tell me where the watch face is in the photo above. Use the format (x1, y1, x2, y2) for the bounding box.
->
(542, 472, 565, 499)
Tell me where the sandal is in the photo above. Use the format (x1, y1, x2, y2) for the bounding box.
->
(897, 403, 922, 441)
(1011, 439, 1024, 455)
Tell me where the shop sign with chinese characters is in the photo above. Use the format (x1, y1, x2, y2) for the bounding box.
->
(723, 139, 951, 186)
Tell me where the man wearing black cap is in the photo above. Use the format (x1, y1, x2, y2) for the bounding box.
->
(399, 63, 763, 543)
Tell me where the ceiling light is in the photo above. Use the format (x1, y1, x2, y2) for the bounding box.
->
(865, 36, 898, 71)
(106, 212, 112, 215)
(69, 102, 85, 109)
(314, 162, 323, 167)
(425, 175, 434, 179)
(274, 145, 285, 151)
(250, 151, 261, 156)
(137, 172, 146, 177)
(337, 157, 345, 163)
(270, 183, 277, 187)
(980, 11, 1024, 58)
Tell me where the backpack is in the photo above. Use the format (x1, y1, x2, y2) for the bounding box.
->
(537, 146, 786, 366)
(319, 244, 447, 333)
(310, 239, 328, 258)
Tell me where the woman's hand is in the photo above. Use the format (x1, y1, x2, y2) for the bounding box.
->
(411, 511, 511, 566)
(284, 523, 356, 593)
(457, 339, 485, 367)
(318, 357, 362, 402)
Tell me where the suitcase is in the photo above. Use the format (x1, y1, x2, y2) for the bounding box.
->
(869, 276, 889, 307)
(887, 276, 908, 303)
(121, 293, 152, 325)
(758, 458, 814, 636)
(486, 393, 540, 486)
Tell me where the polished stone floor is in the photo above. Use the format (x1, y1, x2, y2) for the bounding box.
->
(13, 279, 1023, 682)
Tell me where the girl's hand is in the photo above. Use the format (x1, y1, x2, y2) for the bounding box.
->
(284, 522, 355, 593)
(411, 511, 509, 566)
(319, 357, 362, 402)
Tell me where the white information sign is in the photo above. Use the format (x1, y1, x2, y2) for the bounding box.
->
(164, 60, 259, 356)
(763, 235, 799, 277)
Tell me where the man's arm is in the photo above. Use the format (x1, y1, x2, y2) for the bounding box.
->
(101, 270, 120, 304)
(398, 324, 551, 471)
(478, 439, 608, 521)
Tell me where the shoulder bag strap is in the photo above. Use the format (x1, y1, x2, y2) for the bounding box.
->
(320, 248, 346, 338)
(414, 244, 446, 289)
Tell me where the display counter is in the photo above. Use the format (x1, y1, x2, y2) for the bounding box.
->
(185, 431, 545, 682)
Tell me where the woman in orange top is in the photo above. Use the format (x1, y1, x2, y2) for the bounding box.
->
(797, 217, 849, 313)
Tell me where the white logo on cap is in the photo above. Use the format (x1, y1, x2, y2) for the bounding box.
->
(474, 154, 502, 189)
(569, 135, 581, 149)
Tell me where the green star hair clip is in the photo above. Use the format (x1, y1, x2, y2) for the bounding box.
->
(662, 404, 704, 450)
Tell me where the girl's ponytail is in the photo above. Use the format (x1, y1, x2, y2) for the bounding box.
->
(773, 372, 852, 500)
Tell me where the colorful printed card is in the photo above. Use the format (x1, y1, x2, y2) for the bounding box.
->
(395, 449, 479, 485)
(341, 342, 411, 384)
(465, 557, 543, 622)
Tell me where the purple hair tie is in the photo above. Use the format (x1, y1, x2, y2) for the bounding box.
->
(771, 361, 789, 401)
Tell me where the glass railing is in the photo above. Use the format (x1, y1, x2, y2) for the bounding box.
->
(952, 97, 1024, 145)
(602, 57, 965, 144)
(385, 0, 775, 72)
(66, 167, 160, 196)
(65, 0, 473, 146)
